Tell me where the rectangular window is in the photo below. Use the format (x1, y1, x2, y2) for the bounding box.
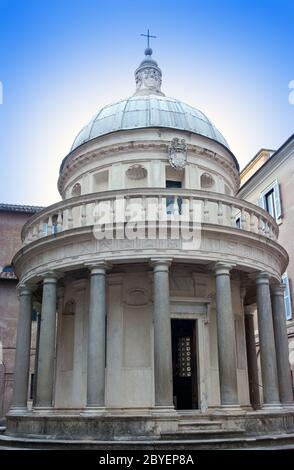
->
(258, 180, 282, 222)
(282, 273, 292, 320)
(166, 180, 182, 215)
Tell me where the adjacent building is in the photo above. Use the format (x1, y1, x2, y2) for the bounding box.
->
(0, 204, 42, 419)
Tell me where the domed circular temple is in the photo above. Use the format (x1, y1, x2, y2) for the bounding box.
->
(5, 46, 294, 448)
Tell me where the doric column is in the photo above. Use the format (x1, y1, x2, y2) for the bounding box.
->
(271, 284, 293, 404)
(152, 259, 173, 409)
(11, 284, 33, 412)
(35, 273, 57, 408)
(86, 264, 107, 410)
(214, 262, 239, 406)
(256, 272, 280, 406)
(244, 305, 260, 409)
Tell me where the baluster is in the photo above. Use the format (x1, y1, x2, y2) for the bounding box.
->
(158, 196, 164, 221)
(173, 195, 180, 217)
(27, 230, 32, 243)
(265, 220, 270, 237)
(67, 207, 73, 229)
(203, 199, 209, 223)
(141, 196, 146, 222)
(109, 200, 114, 224)
(249, 212, 255, 233)
(93, 201, 99, 225)
(32, 225, 38, 241)
(47, 215, 53, 235)
(241, 208, 246, 230)
(125, 196, 130, 221)
(38, 220, 44, 238)
(57, 210, 63, 232)
(80, 203, 87, 226)
(230, 205, 235, 227)
(189, 197, 194, 222)
(258, 216, 263, 235)
(217, 201, 223, 225)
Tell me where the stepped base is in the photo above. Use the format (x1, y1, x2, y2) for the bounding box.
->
(3, 408, 294, 449)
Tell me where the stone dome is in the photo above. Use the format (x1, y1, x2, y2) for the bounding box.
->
(71, 95, 229, 152)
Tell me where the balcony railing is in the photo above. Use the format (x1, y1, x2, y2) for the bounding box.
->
(21, 189, 279, 246)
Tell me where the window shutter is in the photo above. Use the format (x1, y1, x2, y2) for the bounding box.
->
(282, 274, 292, 320)
(273, 180, 282, 219)
(258, 195, 265, 209)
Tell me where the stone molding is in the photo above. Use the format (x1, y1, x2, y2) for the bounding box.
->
(13, 225, 287, 286)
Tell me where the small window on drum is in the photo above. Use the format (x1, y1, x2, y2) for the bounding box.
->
(71, 183, 81, 197)
(201, 172, 215, 189)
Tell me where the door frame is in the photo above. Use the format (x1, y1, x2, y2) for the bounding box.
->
(170, 297, 211, 413)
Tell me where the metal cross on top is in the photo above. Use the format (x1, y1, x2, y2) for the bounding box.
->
(140, 29, 157, 49)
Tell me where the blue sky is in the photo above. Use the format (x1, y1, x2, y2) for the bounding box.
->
(0, 0, 293, 205)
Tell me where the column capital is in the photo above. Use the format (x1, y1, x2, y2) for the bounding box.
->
(42, 271, 58, 284)
(150, 258, 172, 272)
(213, 262, 235, 276)
(256, 271, 270, 286)
(85, 261, 111, 275)
(271, 283, 286, 297)
(17, 283, 34, 296)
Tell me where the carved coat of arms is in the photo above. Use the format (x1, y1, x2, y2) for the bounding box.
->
(168, 138, 187, 170)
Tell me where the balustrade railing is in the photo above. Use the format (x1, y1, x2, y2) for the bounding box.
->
(21, 189, 279, 245)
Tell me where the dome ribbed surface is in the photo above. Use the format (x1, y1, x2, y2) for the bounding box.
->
(71, 95, 229, 151)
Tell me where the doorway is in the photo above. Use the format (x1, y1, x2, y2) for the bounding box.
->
(171, 319, 198, 410)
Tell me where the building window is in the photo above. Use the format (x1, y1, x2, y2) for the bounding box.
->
(258, 180, 282, 222)
(166, 180, 182, 215)
(2, 265, 13, 273)
(282, 273, 292, 320)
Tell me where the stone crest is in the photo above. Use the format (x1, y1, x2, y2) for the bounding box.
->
(168, 138, 187, 170)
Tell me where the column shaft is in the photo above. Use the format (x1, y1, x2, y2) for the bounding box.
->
(256, 273, 280, 405)
(244, 308, 260, 409)
(87, 265, 106, 408)
(11, 286, 33, 410)
(35, 275, 57, 407)
(271, 284, 293, 404)
(214, 263, 239, 405)
(152, 260, 173, 408)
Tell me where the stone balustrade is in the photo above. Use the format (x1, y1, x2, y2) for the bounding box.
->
(21, 189, 279, 245)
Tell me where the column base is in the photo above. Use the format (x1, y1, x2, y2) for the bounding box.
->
(33, 406, 55, 413)
(80, 406, 106, 415)
(8, 406, 29, 415)
(151, 406, 177, 416)
(261, 403, 282, 411)
(280, 402, 294, 410)
(218, 404, 246, 414)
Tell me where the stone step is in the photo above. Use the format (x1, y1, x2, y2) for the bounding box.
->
(161, 428, 245, 440)
(179, 420, 223, 430)
(0, 432, 294, 450)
